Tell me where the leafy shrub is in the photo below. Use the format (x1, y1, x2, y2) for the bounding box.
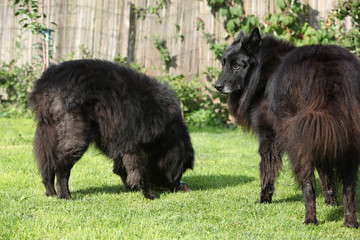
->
(0, 60, 38, 117)
(203, 0, 360, 57)
(160, 74, 203, 114)
(4, 0, 359, 126)
(52, 45, 93, 63)
(0, 48, 231, 127)
(206, 0, 259, 36)
(261, 0, 337, 46)
(150, 35, 172, 72)
(160, 70, 231, 128)
(328, 0, 360, 57)
(113, 54, 147, 73)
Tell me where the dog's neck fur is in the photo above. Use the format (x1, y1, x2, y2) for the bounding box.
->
(259, 36, 295, 83)
(229, 35, 295, 128)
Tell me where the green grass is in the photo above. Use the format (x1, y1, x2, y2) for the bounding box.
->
(1, 118, 360, 239)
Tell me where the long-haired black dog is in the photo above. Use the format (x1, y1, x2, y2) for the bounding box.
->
(29, 59, 194, 200)
(215, 27, 360, 227)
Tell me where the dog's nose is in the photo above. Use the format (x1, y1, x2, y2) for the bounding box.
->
(214, 84, 224, 92)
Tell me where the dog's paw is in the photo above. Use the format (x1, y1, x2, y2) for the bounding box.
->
(143, 190, 158, 200)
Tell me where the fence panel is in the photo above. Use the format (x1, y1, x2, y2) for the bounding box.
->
(0, 0, 338, 77)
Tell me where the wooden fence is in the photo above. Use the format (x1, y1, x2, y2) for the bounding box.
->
(0, 0, 339, 78)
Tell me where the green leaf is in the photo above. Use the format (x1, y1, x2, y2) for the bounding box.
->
(226, 19, 236, 32)
(248, 16, 258, 26)
(280, 15, 294, 26)
(280, 32, 292, 41)
(269, 14, 280, 26)
(229, 6, 243, 17)
(276, 0, 286, 11)
(304, 25, 316, 35)
(19, 18, 27, 23)
(219, 7, 229, 17)
(321, 38, 329, 45)
(233, 17, 240, 26)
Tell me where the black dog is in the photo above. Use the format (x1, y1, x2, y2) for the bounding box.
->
(29, 59, 194, 200)
(215, 27, 360, 227)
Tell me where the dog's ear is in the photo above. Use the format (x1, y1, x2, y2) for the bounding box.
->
(246, 27, 262, 52)
(236, 31, 244, 41)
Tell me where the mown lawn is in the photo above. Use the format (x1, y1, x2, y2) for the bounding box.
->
(1, 118, 360, 239)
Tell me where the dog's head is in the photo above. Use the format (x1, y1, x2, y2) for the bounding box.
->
(148, 119, 194, 189)
(214, 27, 262, 94)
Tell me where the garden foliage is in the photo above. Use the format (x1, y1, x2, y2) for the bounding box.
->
(1, 0, 360, 127)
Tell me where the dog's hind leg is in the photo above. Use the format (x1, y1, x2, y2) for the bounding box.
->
(302, 177, 317, 225)
(342, 181, 358, 228)
(341, 154, 359, 228)
(113, 157, 132, 190)
(259, 136, 282, 203)
(293, 155, 317, 225)
(55, 140, 90, 199)
(316, 166, 339, 206)
(55, 168, 72, 199)
(122, 150, 157, 199)
(54, 112, 92, 199)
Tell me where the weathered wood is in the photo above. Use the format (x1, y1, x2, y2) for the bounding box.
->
(0, 0, 338, 77)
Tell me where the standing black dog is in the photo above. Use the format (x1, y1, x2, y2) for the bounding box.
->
(29, 59, 194, 200)
(215, 27, 360, 227)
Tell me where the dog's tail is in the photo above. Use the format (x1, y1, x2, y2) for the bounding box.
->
(29, 79, 57, 177)
(283, 112, 348, 160)
(33, 120, 57, 174)
(279, 102, 360, 166)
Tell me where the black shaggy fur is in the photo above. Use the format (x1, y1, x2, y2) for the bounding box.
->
(215, 27, 360, 227)
(29, 59, 194, 200)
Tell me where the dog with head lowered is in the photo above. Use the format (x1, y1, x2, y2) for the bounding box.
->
(29, 59, 194, 200)
(215, 27, 360, 228)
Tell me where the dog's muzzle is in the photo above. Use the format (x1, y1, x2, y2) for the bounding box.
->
(214, 83, 224, 93)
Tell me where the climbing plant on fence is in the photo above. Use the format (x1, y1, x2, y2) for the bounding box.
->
(1, 0, 360, 127)
(10, 0, 57, 70)
(0, 0, 56, 117)
(202, 0, 360, 57)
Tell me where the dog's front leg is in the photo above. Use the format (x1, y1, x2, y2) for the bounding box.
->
(122, 150, 158, 200)
(258, 137, 282, 203)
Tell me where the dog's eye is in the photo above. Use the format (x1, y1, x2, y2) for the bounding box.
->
(233, 63, 240, 70)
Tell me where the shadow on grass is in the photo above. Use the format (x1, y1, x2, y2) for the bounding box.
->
(325, 206, 343, 222)
(324, 193, 360, 223)
(271, 176, 344, 204)
(72, 184, 128, 199)
(272, 194, 304, 204)
(181, 174, 255, 191)
(272, 185, 360, 224)
(271, 184, 325, 204)
(70, 174, 255, 199)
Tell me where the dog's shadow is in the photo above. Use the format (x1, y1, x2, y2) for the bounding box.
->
(271, 183, 323, 204)
(72, 185, 128, 199)
(71, 174, 255, 199)
(275, 195, 360, 223)
(271, 183, 360, 223)
(69, 175, 359, 223)
(181, 174, 255, 191)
